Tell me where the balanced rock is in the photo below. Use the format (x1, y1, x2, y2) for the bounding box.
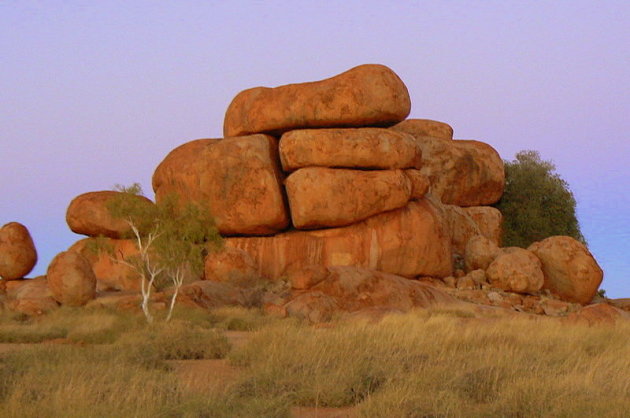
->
(389, 125, 505, 206)
(0, 222, 37, 280)
(279, 128, 421, 172)
(464, 206, 503, 246)
(391, 119, 453, 140)
(285, 167, 412, 229)
(66, 191, 155, 238)
(224, 64, 411, 137)
(486, 248, 544, 294)
(464, 235, 500, 272)
(225, 198, 452, 279)
(204, 247, 261, 285)
(153, 134, 289, 235)
(47, 251, 97, 306)
(528, 236, 603, 305)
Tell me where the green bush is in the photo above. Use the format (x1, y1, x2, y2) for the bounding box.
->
(494, 150, 585, 248)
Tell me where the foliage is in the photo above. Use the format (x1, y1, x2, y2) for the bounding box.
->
(494, 150, 585, 248)
(105, 183, 222, 322)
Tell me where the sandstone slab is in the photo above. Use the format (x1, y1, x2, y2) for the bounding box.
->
(0, 222, 37, 280)
(528, 236, 603, 305)
(224, 64, 411, 137)
(279, 128, 421, 171)
(486, 248, 544, 294)
(391, 118, 454, 140)
(153, 134, 289, 235)
(47, 251, 97, 306)
(285, 167, 412, 229)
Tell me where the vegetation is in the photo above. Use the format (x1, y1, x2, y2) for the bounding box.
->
(103, 184, 222, 323)
(494, 150, 585, 248)
(0, 307, 628, 417)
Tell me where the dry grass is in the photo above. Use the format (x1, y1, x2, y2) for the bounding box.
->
(0, 306, 628, 416)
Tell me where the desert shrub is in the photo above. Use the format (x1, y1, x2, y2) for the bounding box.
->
(494, 150, 585, 248)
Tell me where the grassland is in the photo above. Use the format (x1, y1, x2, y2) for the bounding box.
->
(0, 306, 628, 417)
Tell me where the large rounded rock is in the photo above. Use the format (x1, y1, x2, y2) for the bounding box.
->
(5, 276, 58, 316)
(486, 248, 544, 294)
(66, 191, 155, 238)
(153, 134, 289, 236)
(285, 167, 412, 229)
(0, 222, 37, 280)
(47, 251, 97, 306)
(279, 128, 421, 172)
(225, 198, 452, 279)
(389, 125, 505, 206)
(391, 119, 453, 140)
(464, 235, 500, 272)
(464, 206, 503, 246)
(224, 64, 411, 137)
(528, 236, 603, 305)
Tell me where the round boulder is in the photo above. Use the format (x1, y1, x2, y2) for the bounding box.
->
(486, 248, 544, 294)
(464, 235, 500, 272)
(47, 251, 97, 306)
(0, 222, 37, 280)
(528, 236, 603, 305)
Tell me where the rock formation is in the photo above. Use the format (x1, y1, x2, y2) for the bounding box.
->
(0, 222, 37, 280)
(47, 251, 97, 306)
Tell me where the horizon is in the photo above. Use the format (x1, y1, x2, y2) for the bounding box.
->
(1, 1, 628, 297)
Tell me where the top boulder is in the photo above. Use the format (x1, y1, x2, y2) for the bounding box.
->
(223, 64, 411, 137)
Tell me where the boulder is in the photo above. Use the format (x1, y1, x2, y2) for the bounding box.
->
(225, 198, 452, 279)
(437, 202, 482, 257)
(463, 206, 503, 246)
(69, 238, 142, 291)
(204, 247, 261, 285)
(528, 236, 603, 305)
(0, 222, 37, 280)
(287, 264, 329, 290)
(389, 126, 505, 206)
(47, 251, 97, 306)
(5, 276, 58, 316)
(285, 167, 412, 229)
(224, 64, 411, 137)
(175, 280, 248, 310)
(486, 248, 544, 294)
(391, 119, 454, 140)
(153, 134, 289, 235)
(464, 235, 500, 272)
(66, 191, 155, 238)
(404, 170, 431, 200)
(279, 128, 421, 172)
(566, 303, 630, 326)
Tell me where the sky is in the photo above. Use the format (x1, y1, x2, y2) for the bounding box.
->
(1, 1, 628, 297)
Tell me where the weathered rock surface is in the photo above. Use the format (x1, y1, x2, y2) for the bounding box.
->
(66, 191, 155, 238)
(437, 202, 482, 257)
(285, 167, 412, 229)
(528, 236, 603, 305)
(464, 206, 503, 246)
(566, 303, 630, 326)
(0, 222, 37, 280)
(486, 248, 544, 294)
(464, 235, 500, 272)
(204, 247, 261, 284)
(404, 170, 431, 199)
(176, 280, 248, 310)
(279, 128, 421, 171)
(283, 266, 462, 322)
(153, 134, 289, 235)
(389, 126, 505, 206)
(5, 276, 59, 316)
(225, 198, 452, 279)
(47, 251, 97, 306)
(391, 118, 454, 140)
(69, 238, 142, 291)
(224, 64, 411, 137)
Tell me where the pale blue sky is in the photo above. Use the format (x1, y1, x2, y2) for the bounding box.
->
(1, 1, 628, 297)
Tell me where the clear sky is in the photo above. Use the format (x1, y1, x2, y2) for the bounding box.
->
(1, 1, 628, 297)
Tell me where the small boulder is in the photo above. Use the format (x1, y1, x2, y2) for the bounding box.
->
(279, 128, 421, 172)
(0, 222, 37, 280)
(66, 191, 155, 238)
(464, 235, 500, 272)
(5, 276, 58, 316)
(391, 119, 453, 140)
(528, 236, 603, 305)
(486, 248, 544, 294)
(463, 206, 503, 246)
(285, 167, 412, 229)
(47, 251, 97, 306)
(224, 64, 411, 137)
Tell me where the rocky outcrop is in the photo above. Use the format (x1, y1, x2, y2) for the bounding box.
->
(225, 198, 452, 279)
(0, 222, 37, 280)
(152, 134, 289, 236)
(285, 167, 412, 229)
(47, 251, 97, 306)
(486, 248, 544, 294)
(464, 206, 503, 246)
(528, 236, 603, 305)
(391, 119, 453, 140)
(279, 128, 421, 171)
(66, 191, 155, 238)
(204, 247, 261, 285)
(224, 64, 411, 137)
